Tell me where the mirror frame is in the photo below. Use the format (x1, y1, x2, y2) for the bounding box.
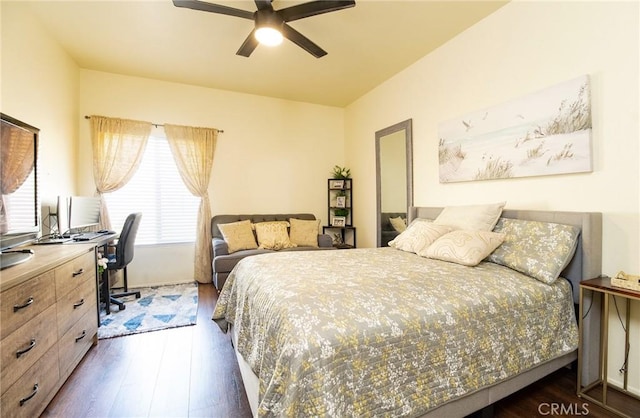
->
(375, 118, 413, 247)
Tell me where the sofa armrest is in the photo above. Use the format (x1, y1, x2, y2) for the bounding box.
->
(318, 234, 333, 248)
(213, 237, 229, 257)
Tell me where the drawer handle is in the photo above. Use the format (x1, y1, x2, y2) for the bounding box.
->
(19, 383, 39, 406)
(13, 296, 34, 312)
(75, 330, 87, 342)
(72, 268, 85, 277)
(73, 299, 85, 309)
(16, 339, 37, 358)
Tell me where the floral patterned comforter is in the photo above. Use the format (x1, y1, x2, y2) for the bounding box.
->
(213, 248, 578, 417)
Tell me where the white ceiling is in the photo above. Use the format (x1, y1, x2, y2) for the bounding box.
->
(24, 0, 507, 107)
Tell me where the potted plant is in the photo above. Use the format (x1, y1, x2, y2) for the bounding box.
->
(334, 208, 349, 217)
(331, 165, 351, 179)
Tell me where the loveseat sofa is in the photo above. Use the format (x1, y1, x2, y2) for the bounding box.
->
(211, 213, 335, 290)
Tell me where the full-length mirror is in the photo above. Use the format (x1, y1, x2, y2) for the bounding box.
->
(376, 119, 413, 247)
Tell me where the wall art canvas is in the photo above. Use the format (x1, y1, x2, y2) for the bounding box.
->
(438, 75, 592, 183)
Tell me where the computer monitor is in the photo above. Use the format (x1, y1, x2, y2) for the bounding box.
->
(55, 195, 70, 237)
(68, 196, 101, 232)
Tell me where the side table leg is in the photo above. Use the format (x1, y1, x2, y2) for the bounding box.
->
(602, 293, 609, 405)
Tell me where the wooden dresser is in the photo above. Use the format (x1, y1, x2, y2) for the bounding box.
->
(0, 243, 98, 418)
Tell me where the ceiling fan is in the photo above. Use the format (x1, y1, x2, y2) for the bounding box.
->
(173, 0, 356, 58)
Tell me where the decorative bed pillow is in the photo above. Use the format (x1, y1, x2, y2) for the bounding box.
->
(433, 202, 506, 231)
(254, 221, 296, 250)
(389, 216, 407, 233)
(289, 218, 320, 247)
(424, 230, 505, 266)
(486, 218, 580, 284)
(218, 220, 258, 253)
(389, 220, 452, 254)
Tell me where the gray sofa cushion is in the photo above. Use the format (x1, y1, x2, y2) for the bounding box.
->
(213, 248, 274, 272)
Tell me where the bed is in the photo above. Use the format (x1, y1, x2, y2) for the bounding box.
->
(213, 206, 602, 417)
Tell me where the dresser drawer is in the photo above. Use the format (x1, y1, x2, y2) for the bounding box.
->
(0, 271, 56, 340)
(56, 274, 97, 339)
(55, 250, 96, 300)
(58, 308, 97, 378)
(1, 305, 57, 394)
(0, 344, 59, 418)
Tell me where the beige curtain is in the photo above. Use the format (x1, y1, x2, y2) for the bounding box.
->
(0, 124, 36, 233)
(164, 124, 217, 284)
(90, 116, 152, 229)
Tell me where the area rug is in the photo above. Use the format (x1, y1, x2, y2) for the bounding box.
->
(98, 282, 198, 339)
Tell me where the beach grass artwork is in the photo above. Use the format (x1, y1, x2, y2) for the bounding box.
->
(438, 75, 592, 183)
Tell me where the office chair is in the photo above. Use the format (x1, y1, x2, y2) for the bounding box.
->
(106, 212, 142, 312)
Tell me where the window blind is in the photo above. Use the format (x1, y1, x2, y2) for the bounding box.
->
(104, 135, 199, 245)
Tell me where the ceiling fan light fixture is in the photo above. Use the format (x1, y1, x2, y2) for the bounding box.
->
(174, 0, 356, 57)
(255, 26, 283, 46)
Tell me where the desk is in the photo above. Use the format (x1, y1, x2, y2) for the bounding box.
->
(36, 233, 118, 318)
(578, 276, 640, 417)
(67, 233, 118, 316)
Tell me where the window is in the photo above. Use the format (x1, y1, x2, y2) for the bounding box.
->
(104, 135, 199, 245)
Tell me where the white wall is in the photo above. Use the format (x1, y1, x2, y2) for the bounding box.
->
(1, 2, 79, 215)
(78, 70, 345, 286)
(345, 0, 639, 394)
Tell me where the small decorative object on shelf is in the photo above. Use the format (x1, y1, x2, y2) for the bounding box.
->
(329, 179, 345, 189)
(332, 216, 346, 227)
(324, 226, 355, 249)
(611, 271, 640, 291)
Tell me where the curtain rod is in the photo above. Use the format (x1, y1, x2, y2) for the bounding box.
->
(84, 115, 223, 133)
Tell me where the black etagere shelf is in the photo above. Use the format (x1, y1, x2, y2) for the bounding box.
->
(325, 178, 355, 248)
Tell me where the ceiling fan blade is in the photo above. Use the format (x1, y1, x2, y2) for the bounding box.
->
(173, 0, 254, 20)
(254, 0, 273, 12)
(281, 23, 327, 58)
(236, 29, 259, 57)
(278, 0, 355, 22)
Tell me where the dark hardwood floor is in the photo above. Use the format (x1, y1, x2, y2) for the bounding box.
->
(43, 284, 250, 418)
(43, 284, 631, 417)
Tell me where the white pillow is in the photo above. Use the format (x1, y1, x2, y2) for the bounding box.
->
(425, 230, 505, 266)
(433, 202, 506, 231)
(389, 221, 452, 254)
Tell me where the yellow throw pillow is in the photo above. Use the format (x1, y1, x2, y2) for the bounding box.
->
(289, 218, 320, 247)
(218, 220, 258, 253)
(254, 221, 297, 250)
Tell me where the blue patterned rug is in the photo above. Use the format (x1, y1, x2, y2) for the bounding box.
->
(98, 282, 198, 339)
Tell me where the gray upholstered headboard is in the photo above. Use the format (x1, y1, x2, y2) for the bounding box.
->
(408, 206, 603, 304)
